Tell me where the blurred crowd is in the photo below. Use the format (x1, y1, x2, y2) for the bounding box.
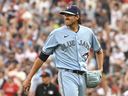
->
(0, 0, 128, 96)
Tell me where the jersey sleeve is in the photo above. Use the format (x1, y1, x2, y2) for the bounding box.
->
(42, 31, 58, 55)
(91, 31, 101, 52)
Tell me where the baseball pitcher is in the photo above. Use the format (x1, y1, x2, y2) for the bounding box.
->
(23, 5, 104, 96)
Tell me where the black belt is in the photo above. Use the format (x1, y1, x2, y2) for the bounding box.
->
(63, 69, 85, 75)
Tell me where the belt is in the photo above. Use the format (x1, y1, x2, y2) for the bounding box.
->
(62, 69, 85, 75)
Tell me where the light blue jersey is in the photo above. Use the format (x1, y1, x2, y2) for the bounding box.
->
(42, 25, 101, 71)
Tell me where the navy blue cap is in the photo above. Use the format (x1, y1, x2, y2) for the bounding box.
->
(60, 5, 80, 16)
(40, 69, 52, 77)
(40, 71, 50, 77)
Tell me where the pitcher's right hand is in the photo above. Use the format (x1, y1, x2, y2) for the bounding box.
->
(23, 78, 31, 94)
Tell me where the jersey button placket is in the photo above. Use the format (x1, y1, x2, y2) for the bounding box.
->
(75, 34, 81, 71)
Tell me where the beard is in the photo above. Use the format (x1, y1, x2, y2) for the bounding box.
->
(65, 20, 74, 26)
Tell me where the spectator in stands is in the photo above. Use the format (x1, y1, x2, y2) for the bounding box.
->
(3, 76, 19, 96)
(35, 70, 61, 96)
(0, 69, 6, 89)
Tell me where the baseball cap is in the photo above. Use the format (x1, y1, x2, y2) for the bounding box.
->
(60, 5, 80, 16)
(40, 71, 50, 77)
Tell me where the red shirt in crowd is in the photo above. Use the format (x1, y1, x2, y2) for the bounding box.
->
(3, 82, 19, 96)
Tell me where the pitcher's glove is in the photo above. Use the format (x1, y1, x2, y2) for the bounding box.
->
(85, 70, 102, 88)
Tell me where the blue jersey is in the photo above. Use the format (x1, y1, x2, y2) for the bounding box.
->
(42, 25, 101, 71)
